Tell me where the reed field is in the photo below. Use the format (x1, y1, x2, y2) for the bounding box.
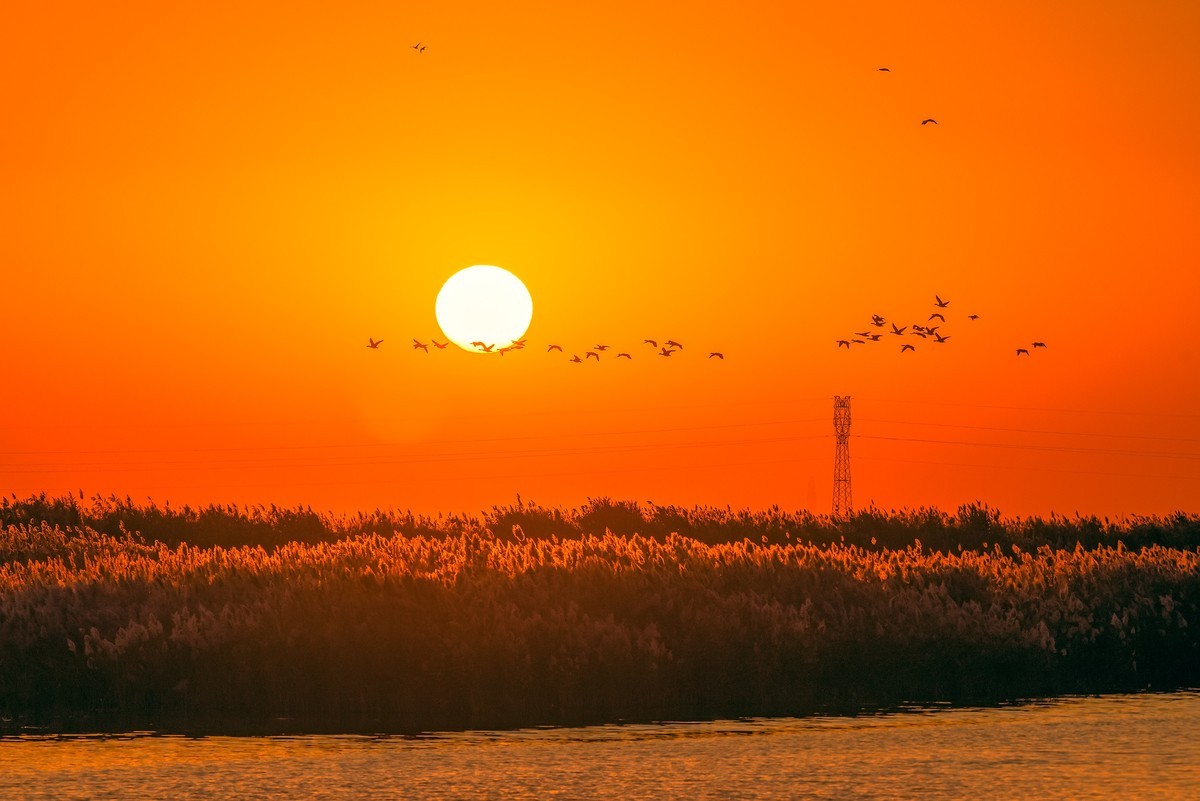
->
(1, 496, 1197, 732)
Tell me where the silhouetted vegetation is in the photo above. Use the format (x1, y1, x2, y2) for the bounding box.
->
(1, 514, 1197, 733)
(3, 493, 1199, 552)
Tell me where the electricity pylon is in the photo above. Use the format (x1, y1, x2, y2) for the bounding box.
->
(833, 396, 852, 518)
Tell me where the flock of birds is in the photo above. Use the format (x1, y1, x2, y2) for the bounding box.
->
(835, 294, 1047, 357)
(372, 66, 1043, 365)
(367, 336, 726, 362)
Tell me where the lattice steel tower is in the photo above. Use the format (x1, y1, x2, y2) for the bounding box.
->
(832, 396, 853, 518)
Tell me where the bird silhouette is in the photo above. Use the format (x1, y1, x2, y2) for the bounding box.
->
(665, 340, 683, 349)
(511, 339, 527, 347)
(617, 352, 632, 359)
(928, 313, 945, 322)
(868, 334, 883, 341)
(709, 352, 724, 359)
(933, 333, 950, 343)
(411, 42, 421, 50)
(570, 355, 583, 363)
(852, 339, 865, 344)
(470, 341, 486, 348)
(586, 351, 600, 361)
(837, 340, 851, 349)
(547, 344, 563, 352)
(921, 118, 938, 125)
(855, 331, 872, 338)
(912, 331, 928, 339)
(891, 324, 907, 335)
(934, 295, 949, 308)
(367, 338, 384, 349)
(1032, 341, 1047, 348)
(901, 344, 916, 353)
(872, 314, 886, 323)
(968, 314, 980, 321)
(478, 343, 495, 353)
(644, 339, 658, 347)
(1016, 348, 1030, 356)
(659, 347, 675, 357)
(594, 344, 610, 351)
(871, 320, 886, 327)
(431, 339, 449, 349)
(413, 339, 429, 352)
(878, 67, 891, 72)
(497, 346, 514, 356)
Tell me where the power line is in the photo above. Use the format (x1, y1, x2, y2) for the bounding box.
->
(855, 455, 1199, 483)
(855, 434, 1200, 461)
(0, 417, 830, 457)
(857, 396, 1200, 420)
(0, 433, 833, 475)
(2, 453, 827, 494)
(857, 417, 1200, 445)
(0, 396, 835, 432)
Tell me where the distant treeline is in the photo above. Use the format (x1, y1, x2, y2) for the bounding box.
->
(2, 493, 1199, 552)
(1, 523, 1197, 733)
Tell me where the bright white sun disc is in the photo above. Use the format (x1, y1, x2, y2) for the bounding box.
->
(435, 265, 533, 353)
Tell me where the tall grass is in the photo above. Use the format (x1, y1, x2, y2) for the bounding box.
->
(3, 493, 1199, 551)
(1, 519, 1197, 732)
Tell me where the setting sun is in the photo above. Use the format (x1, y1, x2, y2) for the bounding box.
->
(434, 265, 533, 353)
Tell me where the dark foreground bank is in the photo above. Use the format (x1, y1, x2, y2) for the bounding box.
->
(1, 522, 1197, 732)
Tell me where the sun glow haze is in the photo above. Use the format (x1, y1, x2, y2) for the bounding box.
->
(2, 1, 1200, 516)
(435, 265, 533, 352)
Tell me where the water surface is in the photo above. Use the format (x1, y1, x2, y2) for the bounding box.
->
(3, 692, 1197, 799)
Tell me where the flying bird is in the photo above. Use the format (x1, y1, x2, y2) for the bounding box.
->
(921, 118, 938, 125)
(547, 344, 563, 352)
(411, 42, 421, 50)
(470, 341, 486, 348)
(431, 339, 449, 349)
(367, 338, 384, 349)
(413, 339, 429, 352)
(1016, 348, 1030, 356)
(934, 295, 949, 308)
(901, 344, 916, 353)
(1032, 341, 1047, 348)
(928, 313, 945, 322)
(877, 67, 890, 72)
(617, 352, 632, 359)
(869, 334, 883, 341)
(855, 331, 872, 338)
(852, 339, 865, 344)
(477, 343, 495, 353)
(570, 355, 583, 363)
(837, 340, 851, 349)
(420, 45, 426, 53)
(511, 339, 527, 347)
(968, 314, 980, 321)
(665, 340, 683, 349)
(659, 347, 675, 357)
(594, 344, 611, 351)
(933, 334, 950, 343)
(891, 324, 907, 335)
(586, 351, 600, 361)
(643, 339, 658, 347)
(709, 352, 724, 359)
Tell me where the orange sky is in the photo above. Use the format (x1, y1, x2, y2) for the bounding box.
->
(3, 1, 1199, 517)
